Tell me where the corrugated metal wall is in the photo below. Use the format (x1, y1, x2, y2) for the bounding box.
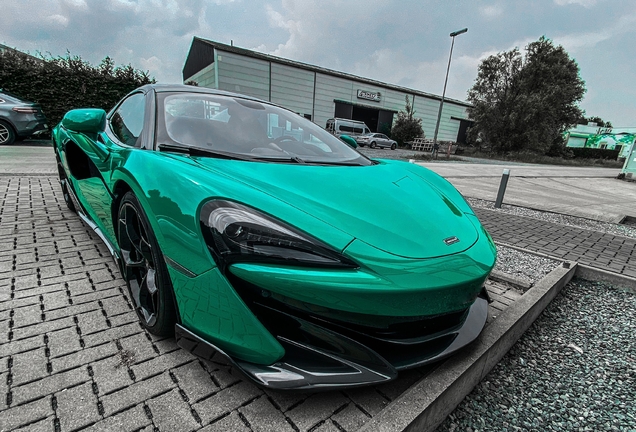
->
(216, 52, 269, 100)
(186, 63, 216, 89)
(187, 47, 469, 142)
(270, 63, 314, 118)
(314, 74, 354, 128)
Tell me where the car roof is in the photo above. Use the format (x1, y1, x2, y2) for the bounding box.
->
(140, 84, 266, 102)
(0, 91, 29, 104)
(137, 83, 291, 112)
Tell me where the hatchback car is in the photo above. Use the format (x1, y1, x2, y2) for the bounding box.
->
(356, 133, 397, 149)
(0, 90, 48, 145)
(53, 84, 496, 390)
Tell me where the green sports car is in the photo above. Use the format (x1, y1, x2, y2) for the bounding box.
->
(53, 84, 496, 390)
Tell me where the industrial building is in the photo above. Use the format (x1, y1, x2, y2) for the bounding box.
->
(182, 37, 472, 143)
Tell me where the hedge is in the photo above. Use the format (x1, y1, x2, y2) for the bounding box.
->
(0, 48, 154, 128)
(570, 147, 622, 160)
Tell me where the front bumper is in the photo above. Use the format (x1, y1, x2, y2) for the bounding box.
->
(176, 294, 488, 390)
(175, 223, 495, 390)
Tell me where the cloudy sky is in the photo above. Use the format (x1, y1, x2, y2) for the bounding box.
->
(1, 0, 635, 125)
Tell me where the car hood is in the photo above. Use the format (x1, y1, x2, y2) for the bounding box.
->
(193, 158, 479, 259)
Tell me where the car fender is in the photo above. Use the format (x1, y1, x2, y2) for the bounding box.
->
(109, 156, 216, 277)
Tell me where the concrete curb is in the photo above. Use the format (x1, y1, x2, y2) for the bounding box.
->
(489, 269, 533, 290)
(357, 262, 576, 432)
(0, 172, 56, 176)
(575, 264, 636, 293)
(615, 214, 636, 225)
(495, 241, 636, 293)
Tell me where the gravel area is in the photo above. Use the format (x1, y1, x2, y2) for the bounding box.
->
(468, 197, 636, 240)
(438, 279, 636, 431)
(494, 245, 560, 286)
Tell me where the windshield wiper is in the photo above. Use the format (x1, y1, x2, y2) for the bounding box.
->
(250, 155, 306, 164)
(158, 144, 256, 161)
(306, 160, 365, 166)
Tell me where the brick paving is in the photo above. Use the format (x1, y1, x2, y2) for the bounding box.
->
(0, 176, 515, 432)
(475, 208, 636, 279)
(0, 176, 545, 431)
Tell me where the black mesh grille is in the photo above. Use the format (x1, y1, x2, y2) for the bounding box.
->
(230, 274, 469, 369)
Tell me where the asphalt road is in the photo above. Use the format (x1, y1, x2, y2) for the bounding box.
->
(0, 140, 56, 175)
(3, 142, 634, 222)
(417, 162, 633, 222)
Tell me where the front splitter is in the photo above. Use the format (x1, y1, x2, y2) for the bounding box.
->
(175, 296, 488, 391)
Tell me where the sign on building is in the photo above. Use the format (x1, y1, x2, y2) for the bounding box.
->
(357, 89, 381, 102)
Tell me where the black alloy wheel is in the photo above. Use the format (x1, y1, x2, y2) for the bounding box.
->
(0, 121, 16, 145)
(391, 143, 397, 150)
(370, 141, 377, 148)
(117, 192, 176, 336)
(56, 161, 76, 213)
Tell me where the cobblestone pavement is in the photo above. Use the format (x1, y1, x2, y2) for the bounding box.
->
(0, 176, 522, 432)
(476, 208, 636, 278)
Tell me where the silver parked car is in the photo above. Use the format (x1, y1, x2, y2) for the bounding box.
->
(356, 133, 397, 150)
(0, 91, 48, 145)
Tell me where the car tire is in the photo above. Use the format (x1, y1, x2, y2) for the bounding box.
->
(391, 143, 397, 150)
(117, 191, 177, 336)
(370, 141, 376, 149)
(56, 160, 77, 213)
(0, 120, 16, 145)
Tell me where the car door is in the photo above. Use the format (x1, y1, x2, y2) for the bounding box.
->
(72, 92, 147, 245)
(373, 134, 382, 147)
(379, 134, 391, 148)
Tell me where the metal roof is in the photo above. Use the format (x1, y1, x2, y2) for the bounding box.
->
(184, 37, 471, 108)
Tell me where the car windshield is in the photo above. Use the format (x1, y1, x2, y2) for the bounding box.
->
(158, 92, 372, 166)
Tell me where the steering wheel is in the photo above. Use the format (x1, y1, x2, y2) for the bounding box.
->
(273, 135, 298, 144)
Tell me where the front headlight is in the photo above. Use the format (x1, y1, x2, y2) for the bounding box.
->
(200, 200, 357, 270)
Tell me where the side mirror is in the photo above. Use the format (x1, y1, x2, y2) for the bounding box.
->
(339, 134, 358, 149)
(62, 109, 107, 134)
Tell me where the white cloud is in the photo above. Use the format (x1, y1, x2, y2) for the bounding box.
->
(1, 0, 636, 125)
(139, 55, 162, 74)
(481, 5, 503, 18)
(554, 0, 597, 7)
(63, 0, 88, 9)
(46, 14, 69, 27)
(553, 12, 636, 52)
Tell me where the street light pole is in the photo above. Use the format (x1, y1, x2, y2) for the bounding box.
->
(432, 27, 467, 159)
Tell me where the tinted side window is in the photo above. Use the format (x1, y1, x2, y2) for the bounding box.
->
(110, 93, 145, 147)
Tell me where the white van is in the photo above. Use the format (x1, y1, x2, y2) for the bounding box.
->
(325, 118, 371, 138)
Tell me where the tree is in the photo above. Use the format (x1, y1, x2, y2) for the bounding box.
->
(467, 36, 585, 155)
(391, 95, 424, 146)
(576, 115, 612, 128)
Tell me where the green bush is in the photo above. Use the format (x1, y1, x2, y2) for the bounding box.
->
(391, 95, 423, 147)
(570, 147, 621, 160)
(0, 48, 154, 127)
